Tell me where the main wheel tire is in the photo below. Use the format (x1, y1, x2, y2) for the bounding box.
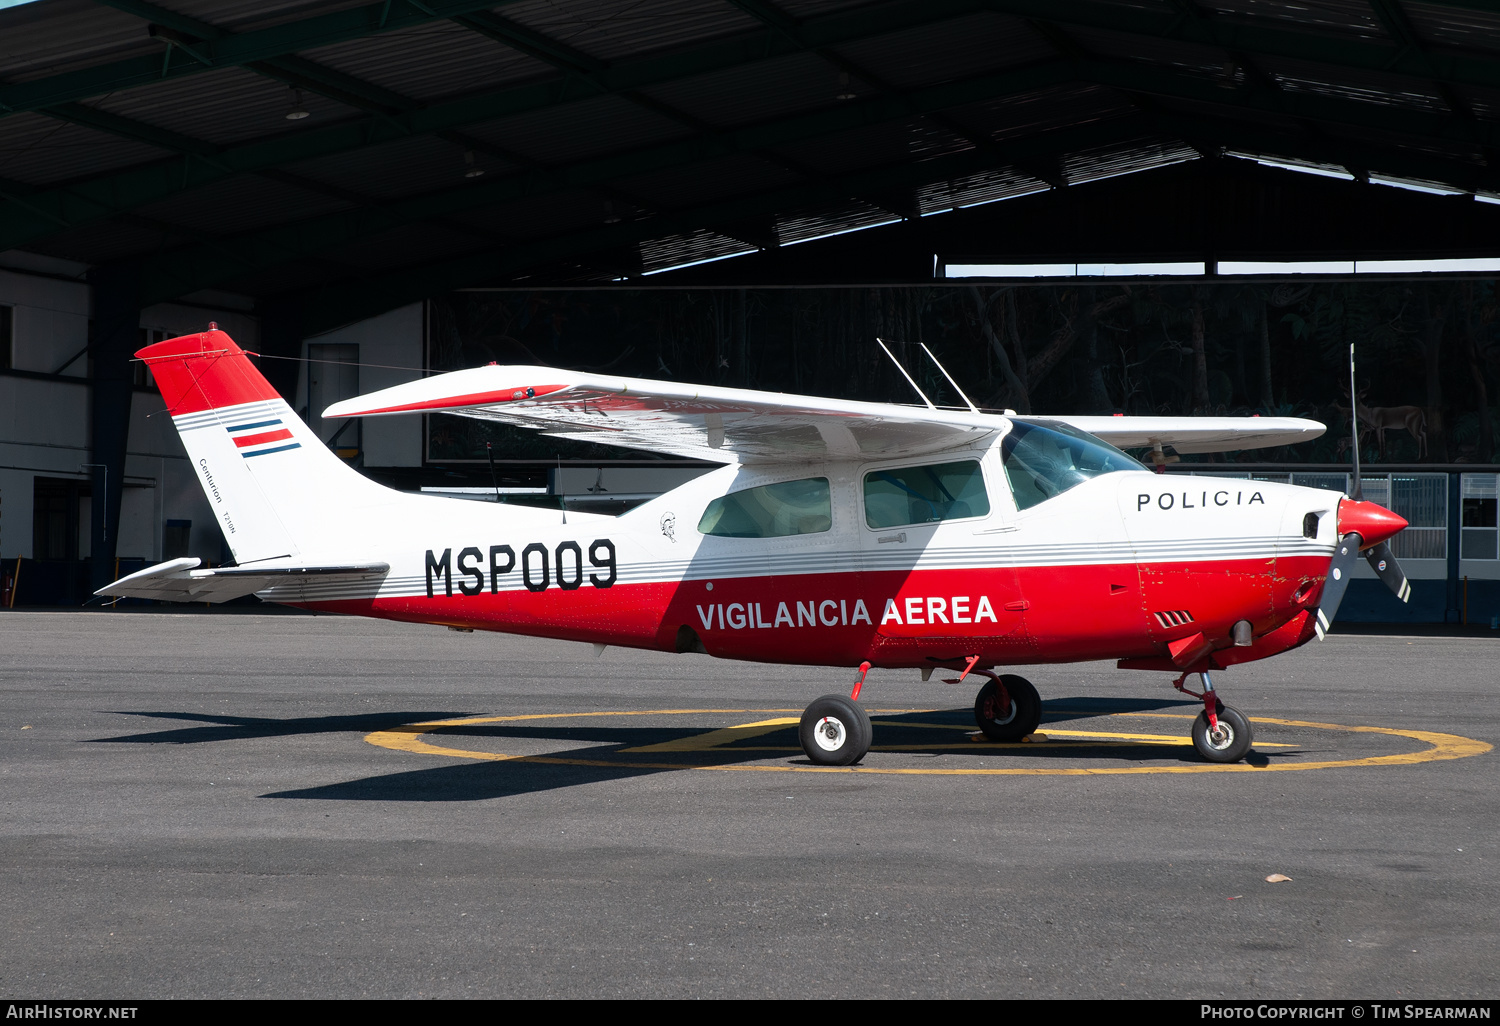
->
(1191, 704, 1253, 763)
(799, 694, 873, 766)
(974, 675, 1042, 741)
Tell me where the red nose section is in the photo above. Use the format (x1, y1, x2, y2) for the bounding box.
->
(1337, 498, 1408, 549)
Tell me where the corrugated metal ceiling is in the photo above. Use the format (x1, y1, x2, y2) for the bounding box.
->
(301, 18, 550, 102)
(0, 0, 1495, 313)
(502, 0, 760, 62)
(0, 111, 167, 183)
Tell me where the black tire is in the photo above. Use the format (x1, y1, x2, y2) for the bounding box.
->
(973, 675, 1042, 741)
(799, 694, 873, 766)
(1191, 704, 1253, 763)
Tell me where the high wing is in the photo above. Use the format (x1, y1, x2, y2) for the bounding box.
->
(324, 365, 999, 463)
(95, 557, 390, 603)
(323, 365, 1324, 463)
(1051, 415, 1325, 454)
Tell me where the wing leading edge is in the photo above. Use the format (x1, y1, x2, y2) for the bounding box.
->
(323, 365, 1324, 463)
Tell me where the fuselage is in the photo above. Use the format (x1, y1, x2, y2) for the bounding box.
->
(266, 441, 1339, 673)
(125, 329, 1351, 679)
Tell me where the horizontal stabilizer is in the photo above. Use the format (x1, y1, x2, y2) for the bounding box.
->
(96, 557, 390, 604)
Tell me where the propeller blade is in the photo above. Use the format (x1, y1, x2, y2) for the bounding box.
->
(1364, 540, 1412, 604)
(1314, 532, 1364, 640)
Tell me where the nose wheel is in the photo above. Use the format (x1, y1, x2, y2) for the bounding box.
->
(1175, 670, 1254, 763)
(1191, 704, 1252, 762)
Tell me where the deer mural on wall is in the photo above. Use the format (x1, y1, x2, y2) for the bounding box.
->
(1337, 389, 1428, 459)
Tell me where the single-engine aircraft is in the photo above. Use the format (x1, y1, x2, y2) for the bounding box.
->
(100, 327, 1413, 766)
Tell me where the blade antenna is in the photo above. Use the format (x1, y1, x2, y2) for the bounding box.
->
(919, 342, 980, 414)
(876, 338, 936, 410)
(1348, 342, 1363, 501)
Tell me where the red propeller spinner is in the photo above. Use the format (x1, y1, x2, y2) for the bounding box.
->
(1337, 498, 1408, 548)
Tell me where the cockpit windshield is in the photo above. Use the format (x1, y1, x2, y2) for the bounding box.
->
(1000, 419, 1146, 511)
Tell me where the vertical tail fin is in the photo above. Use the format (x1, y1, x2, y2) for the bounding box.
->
(140, 327, 382, 565)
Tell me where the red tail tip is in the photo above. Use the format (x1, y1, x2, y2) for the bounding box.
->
(135, 329, 279, 414)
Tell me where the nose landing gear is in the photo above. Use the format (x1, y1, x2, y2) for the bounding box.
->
(1174, 670, 1254, 763)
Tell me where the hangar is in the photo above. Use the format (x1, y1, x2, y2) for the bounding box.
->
(1, 0, 1498, 622)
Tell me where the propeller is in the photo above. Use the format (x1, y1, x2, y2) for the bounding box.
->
(1314, 531, 1364, 640)
(1313, 343, 1412, 638)
(1363, 539, 1412, 604)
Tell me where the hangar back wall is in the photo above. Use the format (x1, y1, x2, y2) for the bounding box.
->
(431, 277, 1500, 465)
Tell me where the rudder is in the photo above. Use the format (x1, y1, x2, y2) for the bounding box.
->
(140, 327, 381, 564)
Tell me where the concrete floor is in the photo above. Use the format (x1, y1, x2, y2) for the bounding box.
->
(0, 610, 1495, 999)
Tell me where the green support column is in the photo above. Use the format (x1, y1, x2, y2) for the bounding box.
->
(87, 263, 140, 595)
(1446, 471, 1462, 623)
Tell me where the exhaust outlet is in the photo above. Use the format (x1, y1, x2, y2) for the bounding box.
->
(1231, 620, 1254, 647)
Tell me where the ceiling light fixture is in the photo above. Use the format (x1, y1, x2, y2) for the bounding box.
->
(284, 88, 309, 120)
(464, 150, 485, 178)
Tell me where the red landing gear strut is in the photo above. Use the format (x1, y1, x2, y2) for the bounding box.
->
(1172, 669, 1220, 731)
(1172, 669, 1255, 764)
(932, 655, 1042, 742)
(796, 663, 874, 767)
(850, 661, 871, 701)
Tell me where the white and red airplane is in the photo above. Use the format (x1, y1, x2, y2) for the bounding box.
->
(100, 327, 1411, 766)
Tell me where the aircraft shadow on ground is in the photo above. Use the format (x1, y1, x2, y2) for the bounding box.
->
(90, 710, 471, 745)
(90, 698, 1296, 802)
(251, 696, 1296, 803)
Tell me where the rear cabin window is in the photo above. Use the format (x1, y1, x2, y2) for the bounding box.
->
(863, 460, 990, 529)
(698, 477, 832, 538)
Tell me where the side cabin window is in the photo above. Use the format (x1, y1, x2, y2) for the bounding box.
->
(1001, 419, 1144, 511)
(698, 477, 832, 538)
(864, 460, 989, 529)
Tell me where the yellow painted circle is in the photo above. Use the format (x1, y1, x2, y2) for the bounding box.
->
(365, 708, 1491, 776)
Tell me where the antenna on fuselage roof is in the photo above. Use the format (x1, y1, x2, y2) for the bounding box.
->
(919, 342, 980, 414)
(875, 338, 936, 410)
(1348, 342, 1364, 501)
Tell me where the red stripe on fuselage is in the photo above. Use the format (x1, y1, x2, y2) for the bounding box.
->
(294, 555, 1330, 671)
(232, 428, 294, 448)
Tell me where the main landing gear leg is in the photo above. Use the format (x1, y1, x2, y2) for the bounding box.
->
(969, 668, 1042, 742)
(798, 662, 873, 767)
(1173, 670, 1253, 763)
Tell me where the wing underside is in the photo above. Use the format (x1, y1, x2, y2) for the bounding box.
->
(1052, 415, 1325, 454)
(323, 366, 1324, 463)
(325, 366, 999, 463)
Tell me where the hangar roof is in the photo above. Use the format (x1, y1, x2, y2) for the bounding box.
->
(3, 0, 1500, 331)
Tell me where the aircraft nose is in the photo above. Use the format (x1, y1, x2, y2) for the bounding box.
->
(1336, 497, 1408, 548)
